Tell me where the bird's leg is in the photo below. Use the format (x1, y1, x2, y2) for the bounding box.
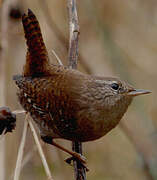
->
(41, 136, 87, 165)
(65, 156, 89, 171)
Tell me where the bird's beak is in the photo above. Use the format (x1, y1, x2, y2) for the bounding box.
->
(127, 89, 151, 97)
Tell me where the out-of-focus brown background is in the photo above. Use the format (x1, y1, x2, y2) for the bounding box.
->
(0, 0, 157, 179)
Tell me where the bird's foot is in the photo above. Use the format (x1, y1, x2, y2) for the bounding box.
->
(65, 153, 89, 171)
(41, 136, 89, 170)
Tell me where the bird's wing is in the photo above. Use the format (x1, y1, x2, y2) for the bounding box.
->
(13, 74, 85, 138)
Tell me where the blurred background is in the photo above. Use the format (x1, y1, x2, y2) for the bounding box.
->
(0, 0, 157, 179)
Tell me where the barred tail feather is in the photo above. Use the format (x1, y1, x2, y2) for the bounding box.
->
(22, 9, 49, 77)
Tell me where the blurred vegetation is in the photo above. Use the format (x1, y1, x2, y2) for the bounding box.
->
(0, 0, 157, 179)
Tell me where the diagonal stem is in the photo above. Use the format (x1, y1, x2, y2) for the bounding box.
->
(14, 114, 29, 180)
(27, 116, 54, 180)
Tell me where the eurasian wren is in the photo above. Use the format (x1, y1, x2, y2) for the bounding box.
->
(13, 9, 151, 164)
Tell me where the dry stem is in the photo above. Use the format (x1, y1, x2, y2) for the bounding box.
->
(67, 0, 86, 179)
(14, 114, 28, 180)
(27, 115, 54, 180)
(51, 49, 63, 66)
(12, 110, 54, 180)
(67, 0, 80, 69)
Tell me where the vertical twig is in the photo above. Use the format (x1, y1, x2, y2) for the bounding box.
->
(67, 0, 80, 69)
(67, 0, 86, 179)
(72, 142, 86, 180)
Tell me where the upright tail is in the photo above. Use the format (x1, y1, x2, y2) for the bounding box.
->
(22, 9, 50, 77)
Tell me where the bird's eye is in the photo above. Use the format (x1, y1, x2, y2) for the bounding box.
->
(111, 83, 119, 90)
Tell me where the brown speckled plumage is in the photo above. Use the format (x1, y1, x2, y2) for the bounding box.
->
(13, 10, 150, 162)
(14, 73, 134, 141)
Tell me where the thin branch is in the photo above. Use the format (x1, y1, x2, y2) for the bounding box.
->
(27, 116, 54, 180)
(67, 0, 86, 179)
(51, 49, 63, 66)
(14, 114, 28, 180)
(72, 142, 86, 180)
(67, 0, 80, 69)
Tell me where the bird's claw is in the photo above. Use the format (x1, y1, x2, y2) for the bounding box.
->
(65, 154, 89, 171)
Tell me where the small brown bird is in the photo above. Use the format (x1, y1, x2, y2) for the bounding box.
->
(13, 9, 150, 164)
